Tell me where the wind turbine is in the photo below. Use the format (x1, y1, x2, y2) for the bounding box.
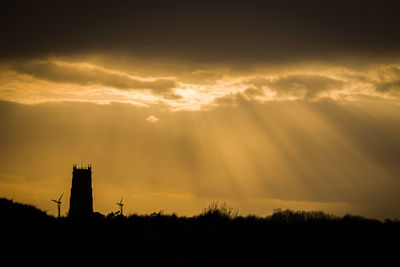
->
(51, 193, 63, 218)
(116, 196, 124, 216)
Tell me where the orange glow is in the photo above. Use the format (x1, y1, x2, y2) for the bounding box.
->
(1, 59, 400, 219)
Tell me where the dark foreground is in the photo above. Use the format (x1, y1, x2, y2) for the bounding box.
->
(1, 198, 399, 266)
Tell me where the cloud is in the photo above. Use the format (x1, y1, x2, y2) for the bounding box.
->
(247, 75, 345, 99)
(1, 1, 400, 64)
(2, 59, 400, 109)
(146, 115, 159, 123)
(11, 60, 177, 95)
(374, 65, 400, 93)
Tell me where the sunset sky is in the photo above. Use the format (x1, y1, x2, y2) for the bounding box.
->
(1, 0, 400, 219)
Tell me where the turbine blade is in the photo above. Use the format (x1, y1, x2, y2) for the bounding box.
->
(58, 193, 64, 202)
(120, 196, 124, 204)
(51, 199, 57, 203)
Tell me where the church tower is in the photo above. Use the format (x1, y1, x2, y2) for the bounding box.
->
(69, 164, 93, 218)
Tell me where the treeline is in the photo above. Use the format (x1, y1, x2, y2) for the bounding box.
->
(2, 198, 399, 223)
(1, 198, 399, 266)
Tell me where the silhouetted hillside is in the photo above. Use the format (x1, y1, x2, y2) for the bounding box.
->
(1, 198, 399, 266)
(0, 198, 51, 222)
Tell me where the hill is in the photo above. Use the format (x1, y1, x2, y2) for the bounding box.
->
(0, 198, 51, 222)
(1, 198, 399, 266)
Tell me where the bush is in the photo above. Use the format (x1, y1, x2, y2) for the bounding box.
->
(200, 202, 239, 219)
(270, 208, 337, 223)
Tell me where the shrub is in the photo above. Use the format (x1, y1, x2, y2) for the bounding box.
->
(200, 202, 239, 219)
(270, 208, 336, 223)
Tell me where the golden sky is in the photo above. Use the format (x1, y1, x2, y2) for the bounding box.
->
(1, 1, 400, 219)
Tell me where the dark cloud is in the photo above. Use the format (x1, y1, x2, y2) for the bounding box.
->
(248, 75, 344, 99)
(11, 61, 177, 94)
(1, 0, 400, 64)
(374, 65, 400, 93)
(212, 93, 246, 107)
(243, 87, 265, 97)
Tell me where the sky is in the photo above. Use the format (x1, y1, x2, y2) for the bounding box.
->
(1, 0, 400, 219)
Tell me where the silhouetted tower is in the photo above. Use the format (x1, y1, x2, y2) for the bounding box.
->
(69, 164, 93, 218)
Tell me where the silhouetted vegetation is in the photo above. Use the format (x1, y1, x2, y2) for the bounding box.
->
(1, 198, 399, 266)
(199, 201, 239, 219)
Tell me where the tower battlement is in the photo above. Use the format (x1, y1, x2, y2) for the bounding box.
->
(69, 164, 93, 218)
(73, 163, 92, 171)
